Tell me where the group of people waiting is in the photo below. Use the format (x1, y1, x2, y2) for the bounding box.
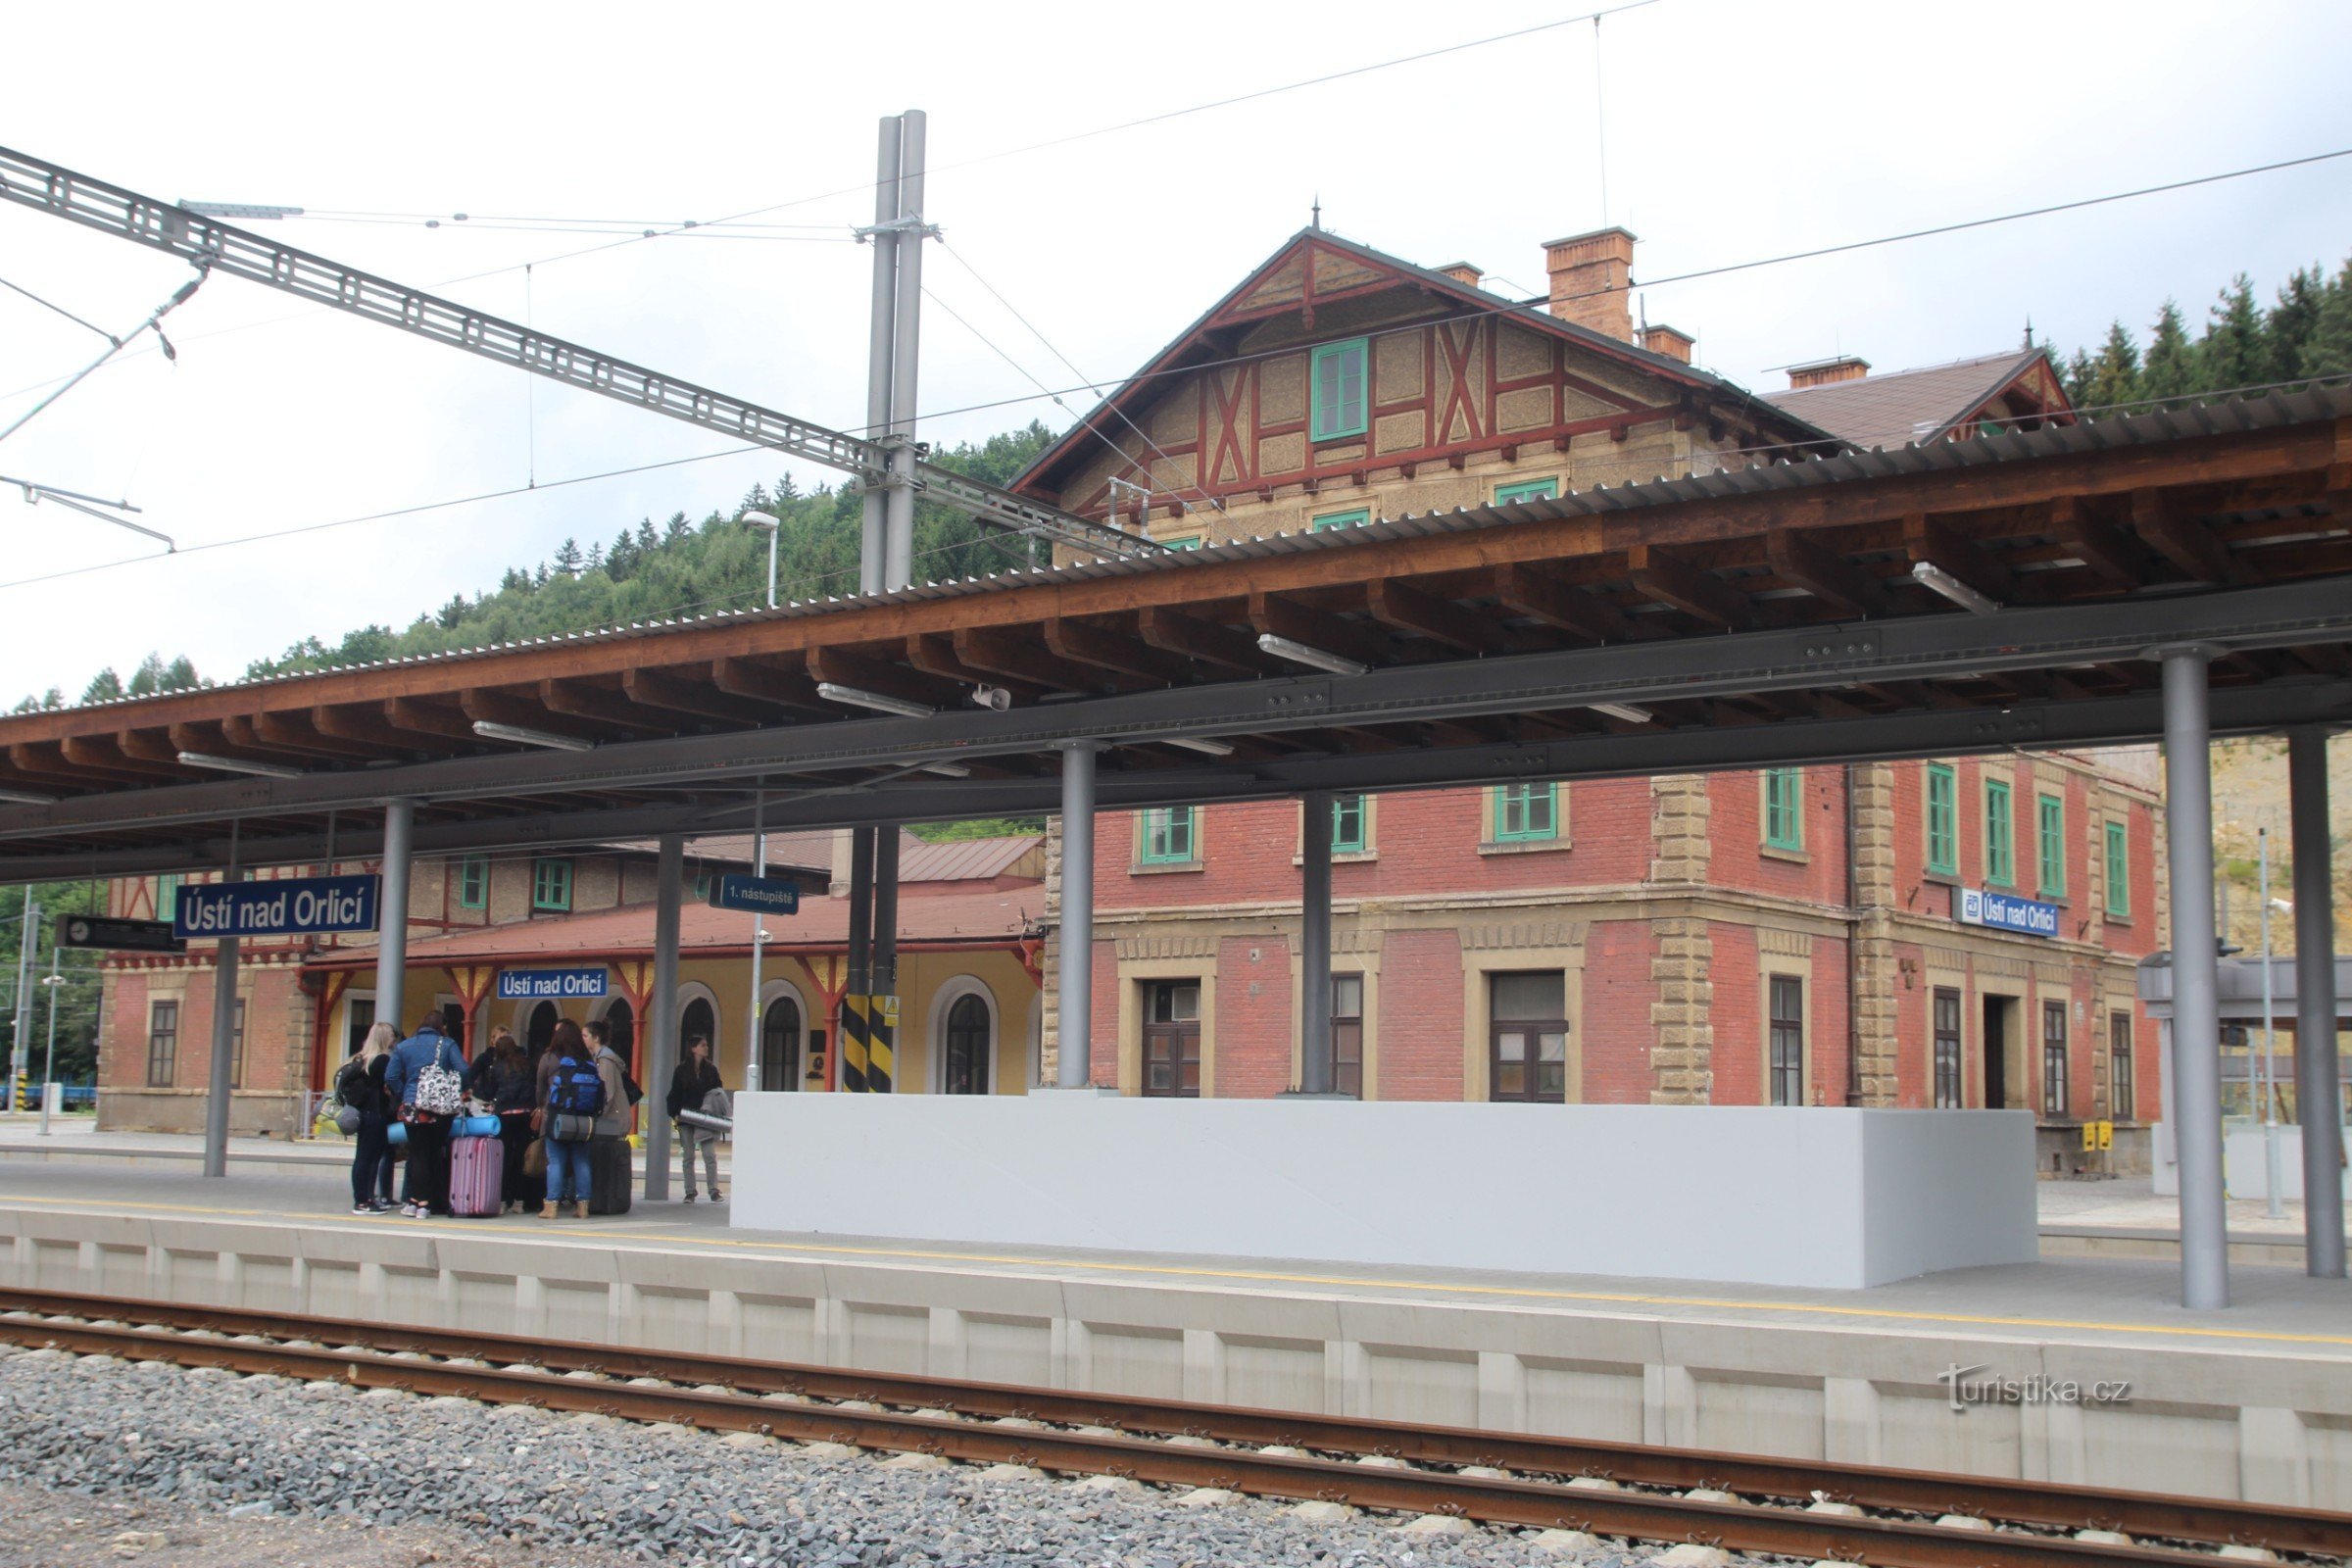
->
(335, 1009, 729, 1218)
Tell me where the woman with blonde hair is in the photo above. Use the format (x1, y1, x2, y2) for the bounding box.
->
(338, 1021, 400, 1214)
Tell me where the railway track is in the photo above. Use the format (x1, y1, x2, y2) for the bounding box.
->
(0, 1286, 2336, 1568)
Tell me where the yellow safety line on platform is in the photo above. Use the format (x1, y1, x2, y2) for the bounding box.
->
(5, 1190, 2349, 1349)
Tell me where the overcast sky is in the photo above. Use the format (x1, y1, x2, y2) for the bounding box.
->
(2, 0, 2347, 703)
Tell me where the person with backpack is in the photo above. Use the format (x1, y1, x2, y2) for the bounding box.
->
(340, 1021, 399, 1215)
(666, 1035, 726, 1203)
(381, 1011, 470, 1218)
(584, 1018, 636, 1215)
(540, 1018, 604, 1218)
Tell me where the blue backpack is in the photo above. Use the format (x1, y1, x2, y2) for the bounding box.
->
(549, 1054, 606, 1118)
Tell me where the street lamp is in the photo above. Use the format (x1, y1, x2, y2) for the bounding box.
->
(744, 511, 781, 610)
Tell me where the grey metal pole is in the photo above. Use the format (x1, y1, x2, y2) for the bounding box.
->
(645, 833, 684, 1201)
(845, 825, 875, 1093)
(38, 946, 58, 1135)
(373, 800, 415, 1036)
(1057, 744, 1097, 1090)
(872, 827, 901, 1093)
(2161, 646, 2229, 1309)
(1299, 792, 1335, 1095)
(859, 116, 901, 597)
(2288, 725, 2346, 1278)
(2260, 828, 2284, 1219)
(882, 109, 927, 594)
(10, 887, 33, 1107)
(202, 847, 243, 1180)
(745, 792, 766, 1095)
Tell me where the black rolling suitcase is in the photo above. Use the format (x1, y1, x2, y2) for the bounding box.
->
(586, 1136, 633, 1216)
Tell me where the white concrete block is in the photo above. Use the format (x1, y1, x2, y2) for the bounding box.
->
(1174, 1488, 1239, 1506)
(1289, 1499, 1356, 1522)
(1393, 1514, 1474, 1536)
(1528, 1529, 1601, 1553)
(1656, 1547, 1731, 1568)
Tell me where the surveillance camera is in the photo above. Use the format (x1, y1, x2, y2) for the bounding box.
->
(971, 685, 1011, 711)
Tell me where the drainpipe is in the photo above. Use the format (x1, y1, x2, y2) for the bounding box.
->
(1844, 762, 1862, 1106)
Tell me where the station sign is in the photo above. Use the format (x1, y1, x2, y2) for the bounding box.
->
(59, 915, 184, 955)
(1955, 886, 2060, 939)
(172, 873, 381, 939)
(496, 966, 611, 1002)
(707, 874, 801, 916)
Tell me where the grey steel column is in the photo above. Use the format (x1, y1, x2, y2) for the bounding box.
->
(201, 852, 243, 1181)
(2288, 725, 2346, 1278)
(1299, 791, 1335, 1096)
(859, 115, 900, 597)
(372, 800, 414, 1037)
(882, 109, 926, 594)
(2161, 647, 2229, 1309)
(644, 833, 684, 1201)
(871, 826, 901, 1093)
(1057, 743, 1098, 1089)
(845, 824, 875, 1092)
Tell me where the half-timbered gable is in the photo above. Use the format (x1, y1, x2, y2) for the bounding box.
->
(1014, 227, 1837, 548)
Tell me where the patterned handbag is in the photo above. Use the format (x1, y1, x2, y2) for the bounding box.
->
(414, 1042, 466, 1117)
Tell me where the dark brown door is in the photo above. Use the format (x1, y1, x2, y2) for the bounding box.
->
(1488, 971, 1566, 1102)
(944, 994, 990, 1095)
(1142, 981, 1200, 1098)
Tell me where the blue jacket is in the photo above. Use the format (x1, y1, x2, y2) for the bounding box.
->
(382, 1026, 468, 1109)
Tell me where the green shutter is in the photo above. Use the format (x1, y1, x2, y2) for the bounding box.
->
(1140, 808, 1198, 864)
(1926, 764, 1957, 875)
(2037, 795, 2065, 896)
(1985, 779, 2013, 886)
(531, 858, 572, 911)
(458, 856, 488, 909)
(1494, 476, 1559, 505)
(2105, 821, 2131, 916)
(1309, 339, 1368, 441)
(1494, 783, 1558, 842)
(1765, 768, 1804, 850)
(1311, 508, 1370, 532)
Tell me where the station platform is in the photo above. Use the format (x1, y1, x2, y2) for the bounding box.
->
(1, 1149, 2346, 1509)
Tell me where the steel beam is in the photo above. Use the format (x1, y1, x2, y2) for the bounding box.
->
(1056, 744, 1098, 1089)
(2160, 647, 2229, 1310)
(644, 833, 684, 1202)
(2288, 725, 2348, 1278)
(5, 677, 2351, 882)
(371, 801, 414, 1043)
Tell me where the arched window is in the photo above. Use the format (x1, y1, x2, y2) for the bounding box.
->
(761, 995, 802, 1092)
(604, 998, 637, 1075)
(680, 998, 716, 1070)
(525, 1001, 559, 1056)
(944, 993, 991, 1096)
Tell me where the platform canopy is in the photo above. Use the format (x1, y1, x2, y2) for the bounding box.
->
(0, 385, 2347, 881)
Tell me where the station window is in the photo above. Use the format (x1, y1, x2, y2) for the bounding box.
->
(531, 858, 573, 912)
(228, 999, 247, 1089)
(1329, 974, 1364, 1098)
(1925, 763, 1957, 876)
(1494, 476, 1559, 506)
(1331, 793, 1366, 854)
(1162, 534, 1203, 550)
(457, 856, 488, 910)
(1139, 808, 1198, 865)
(155, 873, 179, 923)
(2036, 794, 2065, 897)
(1309, 338, 1368, 442)
(146, 1001, 178, 1088)
(2104, 820, 2131, 917)
(2110, 1011, 2134, 1120)
(1764, 768, 1804, 852)
(344, 997, 375, 1058)
(1311, 508, 1371, 532)
(1488, 970, 1567, 1102)
(1769, 976, 1804, 1107)
(1493, 782, 1558, 843)
(2042, 1002, 2069, 1118)
(1984, 778, 2014, 887)
(1142, 980, 1201, 1098)
(1933, 988, 1964, 1108)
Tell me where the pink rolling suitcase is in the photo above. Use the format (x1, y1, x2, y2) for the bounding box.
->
(449, 1133, 504, 1217)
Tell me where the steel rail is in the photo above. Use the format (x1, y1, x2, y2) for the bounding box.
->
(0, 146, 1156, 563)
(0, 1287, 2332, 1559)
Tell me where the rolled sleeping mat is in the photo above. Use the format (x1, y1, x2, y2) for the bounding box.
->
(677, 1107, 733, 1135)
(451, 1114, 503, 1138)
(386, 1121, 407, 1146)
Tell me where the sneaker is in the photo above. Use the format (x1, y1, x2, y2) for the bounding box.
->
(710, 1189, 724, 1204)
(682, 1192, 696, 1204)
(351, 1203, 375, 1215)
(402, 1201, 425, 1218)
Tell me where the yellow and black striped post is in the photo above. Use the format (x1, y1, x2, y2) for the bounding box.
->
(839, 995, 870, 1094)
(867, 995, 897, 1094)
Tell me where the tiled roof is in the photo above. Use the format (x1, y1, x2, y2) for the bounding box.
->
(1761, 349, 2047, 451)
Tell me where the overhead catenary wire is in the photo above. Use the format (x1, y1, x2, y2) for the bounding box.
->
(0, 275, 117, 344)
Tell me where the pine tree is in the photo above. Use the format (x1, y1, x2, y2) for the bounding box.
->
(2302, 258, 2352, 376)
(124, 653, 168, 697)
(2138, 301, 2197, 404)
(552, 537, 584, 575)
(500, 566, 530, 594)
(436, 596, 466, 629)
(2063, 348, 2095, 407)
(80, 668, 122, 704)
(160, 656, 201, 692)
(2197, 273, 2265, 395)
(2081, 322, 2141, 413)
(2268, 265, 2326, 382)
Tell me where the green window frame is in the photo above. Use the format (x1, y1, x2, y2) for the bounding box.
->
(1925, 764, 1957, 875)
(1494, 476, 1559, 505)
(1331, 793, 1366, 854)
(1494, 782, 1558, 842)
(2037, 794, 2065, 897)
(2104, 820, 2131, 917)
(1984, 778, 2014, 887)
(1311, 508, 1370, 532)
(457, 856, 488, 909)
(1764, 767, 1804, 851)
(1140, 807, 1198, 864)
(1309, 338, 1368, 442)
(1163, 534, 1203, 550)
(155, 873, 179, 923)
(531, 857, 573, 912)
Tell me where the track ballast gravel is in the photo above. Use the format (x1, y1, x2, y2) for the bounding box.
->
(0, 1343, 1765, 1567)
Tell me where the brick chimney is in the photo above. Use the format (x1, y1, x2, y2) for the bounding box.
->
(1543, 226, 1636, 342)
(1435, 261, 1484, 289)
(1638, 323, 1694, 365)
(1787, 356, 1871, 389)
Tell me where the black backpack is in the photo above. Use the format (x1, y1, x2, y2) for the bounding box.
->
(335, 1056, 375, 1113)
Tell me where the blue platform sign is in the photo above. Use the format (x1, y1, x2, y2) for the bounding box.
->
(708, 874, 801, 915)
(173, 873, 381, 939)
(496, 967, 610, 1002)
(1957, 886, 2060, 938)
